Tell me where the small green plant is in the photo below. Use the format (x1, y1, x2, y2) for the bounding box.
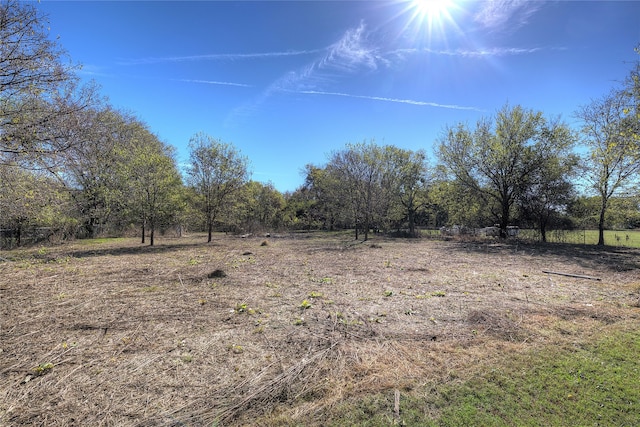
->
(384, 290, 394, 297)
(311, 277, 334, 284)
(228, 344, 244, 354)
(235, 303, 248, 313)
(308, 291, 323, 298)
(188, 257, 200, 266)
(294, 317, 305, 326)
(432, 291, 446, 297)
(181, 353, 193, 363)
(33, 362, 54, 376)
(300, 299, 312, 309)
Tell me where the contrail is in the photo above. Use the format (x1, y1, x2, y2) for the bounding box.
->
(295, 90, 484, 111)
(120, 49, 325, 65)
(175, 78, 252, 88)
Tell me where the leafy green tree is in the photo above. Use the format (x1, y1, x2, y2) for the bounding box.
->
(187, 132, 250, 242)
(382, 147, 430, 236)
(303, 144, 430, 238)
(0, 164, 71, 246)
(283, 186, 318, 230)
(299, 164, 347, 231)
(606, 196, 640, 229)
(576, 89, 640, 245)
(517, 129, 578, 242)
(428, 179, 490, 228)
(118, 123, 183, 246)
(327, 141, 385, 241)
(52, 106, 132, 237)
(230, 181, 286, 232)
(569, 195, 640, 231)
(437, 103, 575, 236)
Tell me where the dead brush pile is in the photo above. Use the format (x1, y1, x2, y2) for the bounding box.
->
(1, 233, 638, 425)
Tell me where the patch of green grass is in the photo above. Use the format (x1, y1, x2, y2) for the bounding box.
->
(521, 229, 640, 248)
(325, 328, 640, 426)
(430, 329, 640, 426)
(77, 237, 126, 245)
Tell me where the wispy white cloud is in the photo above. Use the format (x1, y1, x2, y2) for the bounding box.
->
(319, 21, 389, 72)
(119, 49, 324, 65)
(265, 22, 389, 95)
(392, 45, 561, 59)
(474, 0, 544, 32)
(229, 22, 387, 122)
(229, 20, 498, 125)
(294, 90, 485, 111)
(175, 78, 252, 88)
(432, 46, 542, 57)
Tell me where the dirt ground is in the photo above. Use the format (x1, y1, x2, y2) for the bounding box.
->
(1, 232, 639, 426)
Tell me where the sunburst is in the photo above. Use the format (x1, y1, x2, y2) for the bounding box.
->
(404, 0, 460, 45)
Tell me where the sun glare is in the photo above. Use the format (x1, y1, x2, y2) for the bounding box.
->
(404, 0, 458, 44)
(412, 0, 453, 21)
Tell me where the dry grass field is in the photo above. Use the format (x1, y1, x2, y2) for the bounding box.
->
(1, 232, 639, 426)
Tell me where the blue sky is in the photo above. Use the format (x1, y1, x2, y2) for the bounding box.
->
(38, 0, 640, 192)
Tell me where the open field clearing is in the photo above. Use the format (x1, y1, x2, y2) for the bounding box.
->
(519, 229, 640, 248)
(1, 233, 639, 426)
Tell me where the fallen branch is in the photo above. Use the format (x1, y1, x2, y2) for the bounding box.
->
(542, 270, 601, 281)
(394, 389, 400, 423)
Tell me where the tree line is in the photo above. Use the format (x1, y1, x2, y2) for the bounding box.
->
(1, 1, 639, 247)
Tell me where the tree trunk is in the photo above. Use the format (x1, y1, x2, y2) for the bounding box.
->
(540, 224, 547, 243)
(207, 220, 213, 243)
(408, 208, 416, 237)
(363, 215, 370, 241)
(500, 202, 510, 239)
(597, 197, 607, 246)
(141, 219, 146, 244)
(150, 223, 155, 246)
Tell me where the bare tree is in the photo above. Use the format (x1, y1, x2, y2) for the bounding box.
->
(0, 0, 97, 163)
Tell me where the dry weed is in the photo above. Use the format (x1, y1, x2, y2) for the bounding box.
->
(1, 234, 638, 425)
